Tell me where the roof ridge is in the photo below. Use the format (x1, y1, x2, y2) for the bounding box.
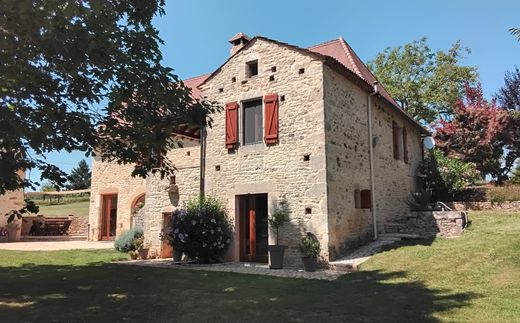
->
(307, 38, 341, 49)
(338, 36, 362, 77)
(183, 73, 211, 82)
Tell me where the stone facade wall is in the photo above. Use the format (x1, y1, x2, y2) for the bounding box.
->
(371, 101, 423, 225)
(0, 171, 25, 241)
(322, 66, 423, 259)
(200, 39, 329, 264)
(139, 141, 201, 254)
(88, 158, 146, 241)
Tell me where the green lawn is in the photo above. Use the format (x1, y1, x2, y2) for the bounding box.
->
(1, 211, 519, 322)
(36, 200, 90, 217)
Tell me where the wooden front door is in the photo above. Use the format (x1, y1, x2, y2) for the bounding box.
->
(100, 194, 118, 241)
(238, 194, 268, 263)
(161, 213, 173, 258)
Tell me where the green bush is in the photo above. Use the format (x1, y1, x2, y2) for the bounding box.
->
(164, 196, 233, 263)
(114, 227, 143, 252)
(418, 149, 480, 201)
(300, 232, 321, 258)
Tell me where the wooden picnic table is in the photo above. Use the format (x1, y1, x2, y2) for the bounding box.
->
(29, 217, 72, 236)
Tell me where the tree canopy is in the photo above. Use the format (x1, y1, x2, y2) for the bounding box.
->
(0, 0, 219, 195)
(496, 66, 520, 111)
(66, 159, 91, 190)
(434, 84, 520, 185)
(368, 37, 478, 123)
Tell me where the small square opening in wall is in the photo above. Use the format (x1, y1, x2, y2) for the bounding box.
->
(298, 68, 305, 74)
(271, 66, 277, 72)
(218, 88, 224, 93)
(215, 165, 221, 171)
(305, 208, 312, 214)
(231, 77, 236, 83)
(269, 75, 275, 81)
(303, 154, 310, 161)
(246, 60, 258, 78)
(186, 151, 190, 156)
(280, 95, 285, 102)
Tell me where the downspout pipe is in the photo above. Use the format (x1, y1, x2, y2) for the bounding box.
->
(367, 82, 379, 240)
(199, 126, 206, 198)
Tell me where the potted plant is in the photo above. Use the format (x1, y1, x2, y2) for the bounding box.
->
(300, 232, 321, 272)
(0, 227, 8, 243)
(128, 250, 138, 260)
(134, 236, 150, 260)
(267, 199, 290, 269)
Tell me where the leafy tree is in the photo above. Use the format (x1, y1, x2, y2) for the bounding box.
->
(510, 28, 520, 41)
(66, 159, 91, 190)
(40, 181, 57, 192)
(0, 0, 218, 197)
(368, 37, 478, 123)
(496, 66, 520, 111)
(434, 84, 519, 185)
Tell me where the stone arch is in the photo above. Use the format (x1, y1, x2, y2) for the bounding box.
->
(130, 192, 146, 228)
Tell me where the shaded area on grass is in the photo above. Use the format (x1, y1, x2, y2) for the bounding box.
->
(0, 251, 476, 322)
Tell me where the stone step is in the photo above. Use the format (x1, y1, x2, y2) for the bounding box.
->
(21, 235, 88, 242)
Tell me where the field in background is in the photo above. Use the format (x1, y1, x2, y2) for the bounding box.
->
(27, 192, 90, 218)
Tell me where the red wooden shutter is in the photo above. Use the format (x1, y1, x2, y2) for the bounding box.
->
(264, 93, 279, 144)
(403, 127, 409, 163)
(225, 102, 238, 149)
(392, 121, 400, 160)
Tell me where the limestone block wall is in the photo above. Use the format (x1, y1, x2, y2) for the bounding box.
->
(371, 101, 423, 225)
(200, 39, 329, 264)
(0, 171, 25, 241)
(88, 158, 145, 241)
(139, 141, 201, 253)
(323, 66, 424, 258)
(323, 66, 372, 259)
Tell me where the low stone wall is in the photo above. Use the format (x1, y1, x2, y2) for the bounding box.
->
(406, 211, 468, 238)
(21, 216, 88, 236)
(449, 201, 520, 212)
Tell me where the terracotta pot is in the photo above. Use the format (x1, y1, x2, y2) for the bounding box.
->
(138, 248, 149, 260)
(268, 245, 286, 269)
(129, 252, 138, 260)
(172, 248, 183, 263)
(302, 257, 317, 272)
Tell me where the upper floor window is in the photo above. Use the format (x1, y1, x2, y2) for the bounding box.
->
(246, 60, 258, 78)
(392, 121, 409, 163)
(243, 99, 263, 145)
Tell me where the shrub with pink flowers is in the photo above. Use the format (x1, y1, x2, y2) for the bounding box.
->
(0, 227, 8, 237)
(164, 196, 233, 264)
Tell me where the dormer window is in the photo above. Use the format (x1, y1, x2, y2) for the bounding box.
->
(246, 60, 258, 78)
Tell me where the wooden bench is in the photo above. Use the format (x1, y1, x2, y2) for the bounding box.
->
(31, 218, 72, 236)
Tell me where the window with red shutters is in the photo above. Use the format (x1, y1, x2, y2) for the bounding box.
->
(225, 102, 238, 149)
(392, 121, 400, 160)
(403, 127, 409, 163)
(263, 93, 279, 144)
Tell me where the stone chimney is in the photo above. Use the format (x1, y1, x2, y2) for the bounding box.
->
(229, 32, 251, 56)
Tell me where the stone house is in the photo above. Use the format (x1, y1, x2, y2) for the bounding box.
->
(88, 33, 428, 264)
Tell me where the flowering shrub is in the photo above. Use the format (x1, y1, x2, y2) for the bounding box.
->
(0, 227, 8, 237)
(114, 227, 143, 252)
(419, 149, 480, 200)
(164, 196, 233, 263)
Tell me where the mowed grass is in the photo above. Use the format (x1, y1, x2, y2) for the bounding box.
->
(1, 211, 519, 322)
(35, 200, 90, 217)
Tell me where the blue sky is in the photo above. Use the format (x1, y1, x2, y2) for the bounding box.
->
(28, 0, 520, 189)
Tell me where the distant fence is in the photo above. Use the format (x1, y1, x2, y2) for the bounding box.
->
(26, 189, 91, 204)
